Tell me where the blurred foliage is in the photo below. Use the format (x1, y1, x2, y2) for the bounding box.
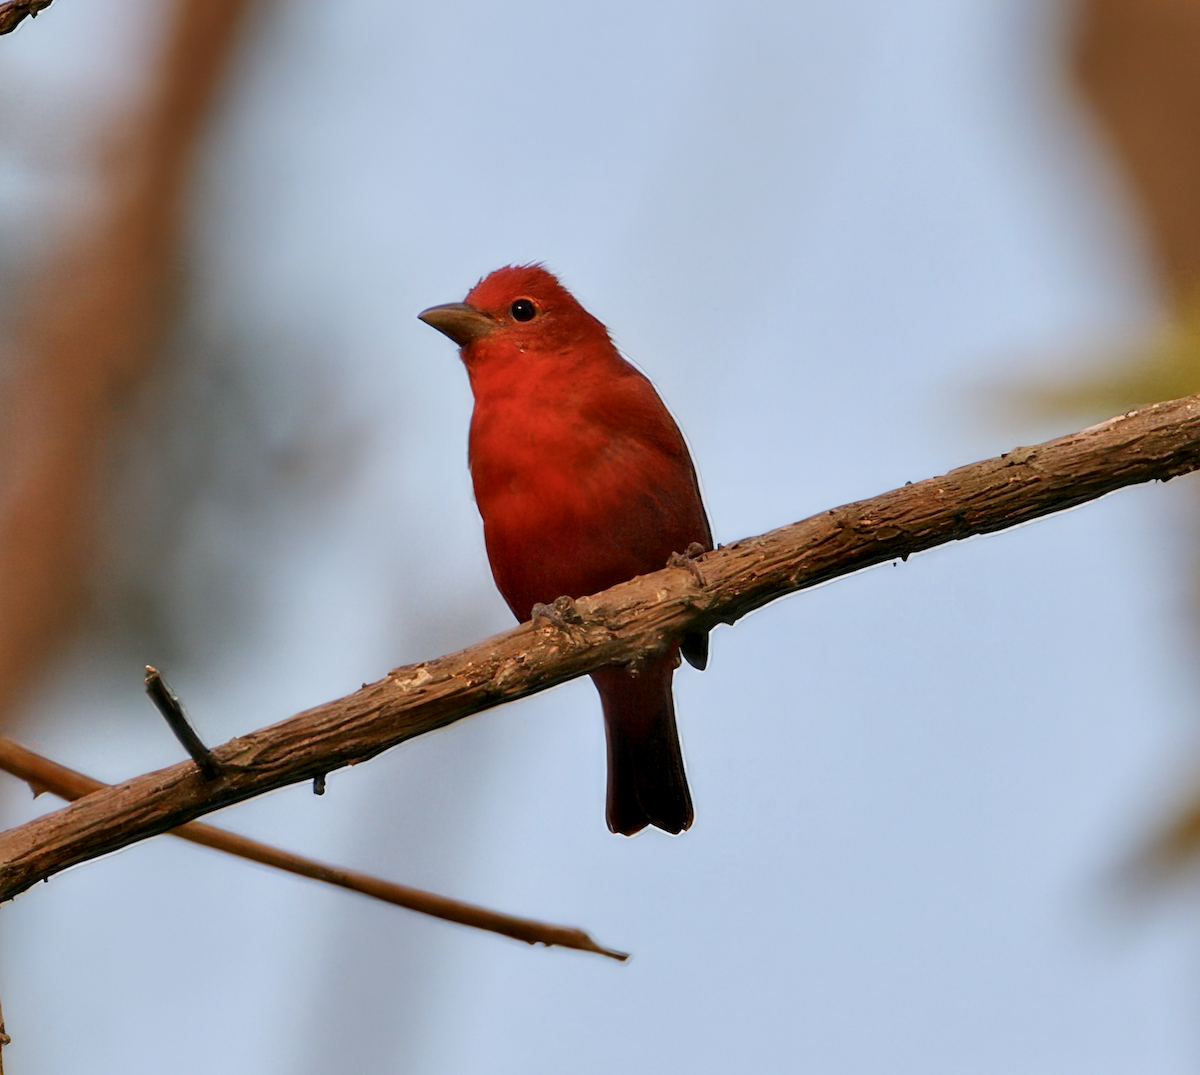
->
(1043, 0, 1200, 871)
(1026, 290, 1200, 419)
(1031, 0, 1200, 421)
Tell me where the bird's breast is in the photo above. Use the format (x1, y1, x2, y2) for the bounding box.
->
(464, 358, 710, 619)
(469, 395, 632, 522)
(471, 415, 680, 614)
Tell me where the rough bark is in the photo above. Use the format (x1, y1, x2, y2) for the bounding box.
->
(2, 394, 1200, 902)
(0, 0, 52, 36)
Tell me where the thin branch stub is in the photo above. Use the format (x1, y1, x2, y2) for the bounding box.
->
(144, 666, 219, 779)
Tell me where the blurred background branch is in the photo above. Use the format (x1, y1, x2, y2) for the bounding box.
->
(1076, 0, 1200, 305)
(0, 0, 254, 729)
(1024, 0, 1200, 419)
(0, 734, 625, 959)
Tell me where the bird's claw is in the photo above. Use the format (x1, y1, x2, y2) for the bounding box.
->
(668, 542, 708, 587)
(532, 595, 583, 628)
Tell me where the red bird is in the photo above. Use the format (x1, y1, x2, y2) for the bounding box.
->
(419, 265, 711, 835)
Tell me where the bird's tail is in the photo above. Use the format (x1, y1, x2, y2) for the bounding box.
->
(592, 658, 693, 836)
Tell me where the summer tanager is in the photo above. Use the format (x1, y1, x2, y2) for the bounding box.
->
(419, 265, 711, 835)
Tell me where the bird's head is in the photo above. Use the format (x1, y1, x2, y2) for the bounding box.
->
(418, 265, 611, 361)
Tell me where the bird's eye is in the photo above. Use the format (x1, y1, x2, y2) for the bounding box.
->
(510, 299, 536, 322)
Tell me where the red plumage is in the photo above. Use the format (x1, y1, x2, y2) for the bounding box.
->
(419, 265, 711, 835)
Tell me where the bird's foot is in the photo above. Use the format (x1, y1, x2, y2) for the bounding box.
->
(532, 595, 583, 628)
(668, 541, 709, 587)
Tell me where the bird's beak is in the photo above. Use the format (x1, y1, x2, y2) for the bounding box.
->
(417, 303, 496, 347)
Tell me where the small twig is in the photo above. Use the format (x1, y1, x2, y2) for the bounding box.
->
(144, 666, 219, 779)
(0, 735, 626, 961)
(0, 0, 52, 36)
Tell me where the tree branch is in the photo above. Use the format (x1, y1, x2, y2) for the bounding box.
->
(0, 0, 52, 36)
(0, 736, 626, 959)
(3, 394, 1200, 901)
